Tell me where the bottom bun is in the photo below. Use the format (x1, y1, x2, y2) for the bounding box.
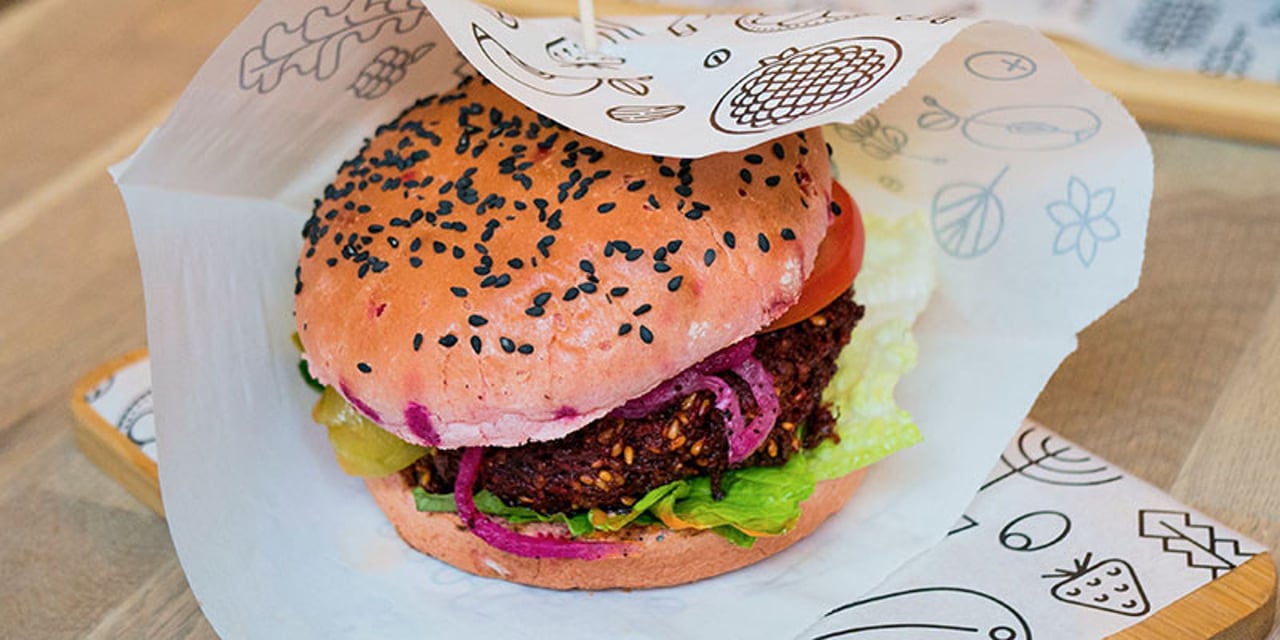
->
(365, 468, 867, 590)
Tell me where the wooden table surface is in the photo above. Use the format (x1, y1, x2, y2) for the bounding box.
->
(1, 0, 1278, 637)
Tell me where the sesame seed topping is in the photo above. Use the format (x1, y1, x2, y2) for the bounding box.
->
(450, 286, 468, 298)
(517, 344, 534, 354)
(667, 275, 683, 292)
(633, 304, 652, 316)
(744, 154, 763, 165)
(413, 333, 423, 351)
(468, 314, 488, 326)
(724, 231, 736, 248)
(439, 334, 458, 348)
(618, 323, 632, 336)
(771, 142, 785, 159)
(639, 326, 654, 343)
(780, 227, 796, 240)
(525, 306, 544, 317)
(357, 362, 372, 373)
(830, 201, 843, 216)
(500, 337, 516, 353)
(564, 287, 580, 301)
(470, 336, 482, 354)
(765, 176, 781, 187)
(610, 287, 629, 297)
(533, 292, 552, 306)
(757, 233, 771, 252)
(627, 180, 646, 191)
(704, 249, 716, 266)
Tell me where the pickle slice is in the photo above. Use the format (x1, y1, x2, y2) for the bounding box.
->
(313, 387, 428, 476)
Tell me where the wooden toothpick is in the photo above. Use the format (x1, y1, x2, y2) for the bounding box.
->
(578, 0, 599, 54)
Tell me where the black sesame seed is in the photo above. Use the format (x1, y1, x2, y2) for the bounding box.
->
(326, 258, 338, 267)
(758, 233, 771, 252)
(410, 238, 422, 252)
(468, 314, 488, 327)
(704, 249, 716, 266)
(517, 344, 534, 355)
(618, 323, 632, 336)
(507, 258, 524, 269)
(639, 326, 654, 344)
(439, 334, 458, 348)
(625, 248, 644, 262)
(451, 286, 468, 298)
(667, 275, 683, 292)
(579, 259, 595, 273)
(654, 247, 668, 261)
(525, 306, 544, 317)
(667, 240, 683, 253)
(739, 169, 753, 184)
(765, 176, 781, 187)
(781, 227, 796, 240)
(413, 333, 423, 351)
(627, 180, 646, 192)
(409, 257, 423, 268)
(564, 287, 580, 301)
(597, 202, 616, 214)
(453, 246, 465, 259)
(659, 166, 675, 178)
(470, 336, 482, 354)
(745, 154, 763, 165)
(357, 362, 372, 373)
(533, 292, 552, 306)
(500, 337, 516, 353)
(610, 287, 629, 297)
(724, 231, 736, 248)
(830, 201, 843, 216)
(771, 142, 785, 159)
(633, 303, 652, 316)
(675, 184, 692, 197)
(579, 282, 598, 294)
(433, 241, 447, 253)
(654, 262, 672, 273)
(684, 209, 703, 220)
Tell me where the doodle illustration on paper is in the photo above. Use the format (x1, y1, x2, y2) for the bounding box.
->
(964, 50, 1037, 81)
(606, 105, 685, 124)
(1125, 0, 1220, 54)
(1139, 510, 1257, 578)
(930, 166, 1007, 259)
(832, 113, 945, 164)
(918, 96, 1102, 151)
(703, 48, 731, 69)
(588, 17, 643, 44)
(734, 10, 864, 34)
(239, 0, 431, 94)
(484, 6, 519, 29)
(947, 514, 979, 536)
(118, 390, 157, 460)
(879, 175, 904, 192)
(473, 24, 652, 97)
(812, 587, 1032, 639)
(666, 14, 710, 37)
(1044, 554, 1150, 617)
(1047, 176, 1120, 267)
(711, 38, 901, 134)
(350, 42, 435, 99)
(84, 374, 115, 404)
(981, 426, 1123, 491)
(1000, 511, 1072, 552)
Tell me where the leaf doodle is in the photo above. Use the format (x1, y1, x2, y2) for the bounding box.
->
(1138, 510, 1257, 578)
(930, 166, 1008, 259)
(239, 0, 429, 94)
(834, 114, 944, 164)
(981, 426, 1123, 491)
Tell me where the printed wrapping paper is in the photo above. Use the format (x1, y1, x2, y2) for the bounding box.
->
(82, 363, 1269, 639)
(113, 1, 1153, 638)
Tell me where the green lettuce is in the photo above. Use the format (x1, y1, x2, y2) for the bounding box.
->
(413, 487, 594, 537)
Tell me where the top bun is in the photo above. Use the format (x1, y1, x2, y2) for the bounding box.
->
(295, 78, 833, 449)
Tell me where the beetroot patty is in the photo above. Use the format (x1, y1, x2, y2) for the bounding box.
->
(403, 292, 864, 514)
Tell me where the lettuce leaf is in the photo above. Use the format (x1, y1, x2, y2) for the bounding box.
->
(413, 487, 594, 537)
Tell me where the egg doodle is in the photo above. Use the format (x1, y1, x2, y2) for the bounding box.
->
(810, 587, 1032, 639)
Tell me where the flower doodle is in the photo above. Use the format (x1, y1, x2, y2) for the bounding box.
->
(1046, 177, 1120, 267)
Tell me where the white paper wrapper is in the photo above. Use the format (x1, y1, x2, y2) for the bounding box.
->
(114, 2, 1152, 638)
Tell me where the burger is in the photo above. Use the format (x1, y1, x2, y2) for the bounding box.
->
(293, 76, 926, 589)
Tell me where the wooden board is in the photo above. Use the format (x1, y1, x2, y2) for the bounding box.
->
(69, 352, 1275, 638)
(488, 0, 1280, 146)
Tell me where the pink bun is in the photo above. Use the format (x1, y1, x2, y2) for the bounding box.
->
(295, 79, 833, 448)
(364, 468, 866, 590)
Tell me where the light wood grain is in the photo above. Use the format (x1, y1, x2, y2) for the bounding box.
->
(0, 0, 1277, 638)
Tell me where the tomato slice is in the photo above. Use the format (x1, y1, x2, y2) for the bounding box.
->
(765, 182, 864, 331)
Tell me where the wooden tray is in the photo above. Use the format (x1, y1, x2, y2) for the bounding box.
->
(70, 350, 1275, 638)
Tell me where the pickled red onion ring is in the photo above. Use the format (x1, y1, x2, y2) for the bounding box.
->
(727, 357, 779, 463)
(454, 448, 627, 560)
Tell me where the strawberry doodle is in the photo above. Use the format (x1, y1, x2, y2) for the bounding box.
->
(1044, 554, 1150, 617)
